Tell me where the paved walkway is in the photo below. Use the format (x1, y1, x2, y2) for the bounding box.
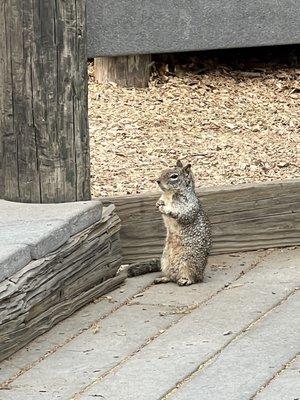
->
(0, 247, 299, 400)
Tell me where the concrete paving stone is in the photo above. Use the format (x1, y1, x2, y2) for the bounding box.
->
(0, 244, 31, 283)
(0, 250, 261, 397)
(0, 360, 21, 384)
(1, 273, 159, 381)
(172, 291, 300, 400)
(139, 251, 262, 306)
(2, 248, 298, 399)
(0, 219, 71, 260)
(0, 335, 64, 384)
(237, 247, 300, 285)
(254, 355, 300, 400)
(0, 304, 180, 400)
(0, 199, 103, 279)
(0, 199, 103, 236)
(78, 248, 299, 400)
(2, 251, 256, 380)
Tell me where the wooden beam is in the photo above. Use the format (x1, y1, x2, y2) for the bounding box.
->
(0, 0, 90, 203)
(94, 55, 151, 88)
(102, 179, 300, 264)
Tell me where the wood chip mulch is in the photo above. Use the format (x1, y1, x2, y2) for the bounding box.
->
(88, 61, 299, 198)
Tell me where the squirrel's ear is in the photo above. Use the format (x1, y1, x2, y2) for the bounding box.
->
(176, 160, 183, 168)
(183, 163, 192, 174)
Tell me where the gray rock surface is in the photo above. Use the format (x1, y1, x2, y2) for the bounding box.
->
(0, 244, 31, 282)
(172, 292, 299, 400)
(0, 272, 159, 379)
(1, 303, 180, 400)
(79, 248, 300, 400)
(254, 356, 300, 400)
(0, 199, 103, 282)
(139, 251, 260, 306)
(1, 248, 299, 400)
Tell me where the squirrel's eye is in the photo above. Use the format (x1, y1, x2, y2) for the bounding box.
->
(170, 174, 178, 180)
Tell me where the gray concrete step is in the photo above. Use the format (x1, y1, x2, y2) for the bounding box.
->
(171, 291, 299, 400)
(0, 273, 158, 384)
(0, 251, 263, 399)
(136, 251, 261, 307)
(76, 248, 299, 400)
(254, 355, 300, 400)
(1, 248, 298, 400)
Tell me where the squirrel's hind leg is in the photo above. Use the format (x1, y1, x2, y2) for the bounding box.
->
(176, 261, 202, 286)
(177, 277, 194, 286)
(154, 276, 171, 284)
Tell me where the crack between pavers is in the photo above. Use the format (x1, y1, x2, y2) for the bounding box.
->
(68, 249, 272, 400)
(159, 288, 298, 400)
(249, 352, 300, 400)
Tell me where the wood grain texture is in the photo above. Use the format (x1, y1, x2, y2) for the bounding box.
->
(0, 209, 123, 362)
(94, 55, 151, 87)
(102, 179, 300, 263)
(0, 0, 90, 203)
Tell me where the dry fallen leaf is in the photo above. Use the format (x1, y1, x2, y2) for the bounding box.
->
(223, 330, 232, 336)
(93, 295, 116, 304)
(91, 323, 100, 334)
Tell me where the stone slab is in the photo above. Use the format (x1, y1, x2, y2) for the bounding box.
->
(0, 199, 102, 236)
(0, 250, 264, 397)
(78, 248, 300, 400)
(87, 0, 300, 57)
(1, 272, 159, 379)
(1, 304, 180, 400)
(0, 336, 50, 384)
(1, 248, 298, 399)
(1, 251, 256, 382)
(172, 292, 300, 400)
(138, 251, 261, 306)
(0, 200, 103, 282)
(0, 363, 20, 387)
(0, 219, 71, 260)
(254, 356, 300, 400)
(0, 244, 31, 282)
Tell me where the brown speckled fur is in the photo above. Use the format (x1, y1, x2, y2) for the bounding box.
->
(155, 160, 211, 286)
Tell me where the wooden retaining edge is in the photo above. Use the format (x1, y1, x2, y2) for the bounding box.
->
(102, 179, 300, 264)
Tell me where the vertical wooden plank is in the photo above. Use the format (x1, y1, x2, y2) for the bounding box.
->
(18, 0, 41, 202)
(0, 0, 20, 200)
(71, 0, 90, 200)
(94, 54, 151, 88)
(0, 0, 90, 203)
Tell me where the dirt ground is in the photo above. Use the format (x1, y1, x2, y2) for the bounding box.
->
(88, 49, 299, 198)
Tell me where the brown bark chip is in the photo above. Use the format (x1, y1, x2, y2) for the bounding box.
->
(88, 63, 299, 197)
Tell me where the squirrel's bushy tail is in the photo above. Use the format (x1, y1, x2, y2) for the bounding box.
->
(127, 259, 161, 277)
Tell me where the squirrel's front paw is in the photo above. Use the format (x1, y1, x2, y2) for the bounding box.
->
(158, 205, 165, 213)
(156, 199, 165, 208)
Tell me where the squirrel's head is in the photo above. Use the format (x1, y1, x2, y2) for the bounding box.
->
(156, 160, 195, 193)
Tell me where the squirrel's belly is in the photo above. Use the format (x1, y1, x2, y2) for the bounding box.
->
(161, 233, 183, 274)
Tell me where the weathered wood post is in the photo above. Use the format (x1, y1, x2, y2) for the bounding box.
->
(94, 55, 151, 88)
(0, 1, 90, 203)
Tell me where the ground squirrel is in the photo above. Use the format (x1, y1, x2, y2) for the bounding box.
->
(127, 160, 211, 286)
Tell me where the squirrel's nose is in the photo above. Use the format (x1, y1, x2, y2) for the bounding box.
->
(157, 180, 161, 185)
